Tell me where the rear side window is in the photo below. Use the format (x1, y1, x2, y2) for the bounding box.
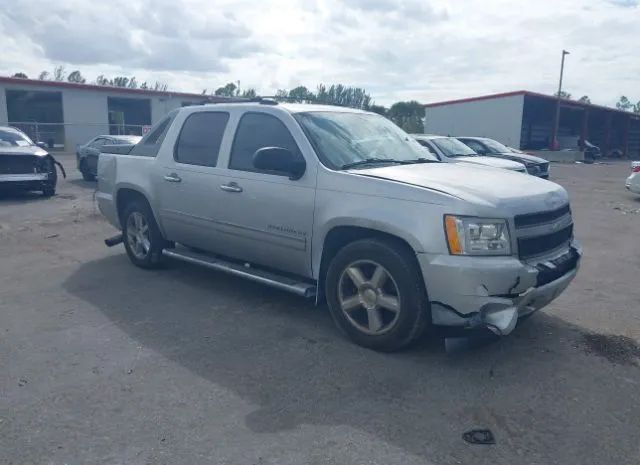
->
(174, 112, 229, 167)
(130, 111, 177, 157)
(229, 113, 301, 173)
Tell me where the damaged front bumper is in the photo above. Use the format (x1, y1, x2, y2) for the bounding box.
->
(418, 241, 582, 335)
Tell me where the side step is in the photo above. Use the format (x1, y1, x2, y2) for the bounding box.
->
(162, 248, 317, 298)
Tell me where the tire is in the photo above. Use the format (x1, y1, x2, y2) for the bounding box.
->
(325, 238, 430, 352)
(79, 160, 96, 181)
(122, 200, 165, 269)
(42, 186, 56, 197)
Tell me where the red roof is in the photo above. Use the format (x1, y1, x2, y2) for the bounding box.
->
(0, 75, 211, 100)
(423, 90, 634, 116)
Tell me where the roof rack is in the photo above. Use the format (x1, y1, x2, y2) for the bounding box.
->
(202, 96, 279, 105)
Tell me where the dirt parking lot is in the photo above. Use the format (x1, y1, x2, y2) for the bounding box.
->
(1, 156, 639, 465)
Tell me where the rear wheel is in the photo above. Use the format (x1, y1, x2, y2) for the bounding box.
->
(325, 238, 429, 351)
(122, 200, 165, 269)
(80, 160, 96, 181)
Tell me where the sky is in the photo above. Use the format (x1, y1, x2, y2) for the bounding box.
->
(1, 0, 638, 106)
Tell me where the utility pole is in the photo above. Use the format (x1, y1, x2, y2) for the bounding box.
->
(551, 50, 570, 150)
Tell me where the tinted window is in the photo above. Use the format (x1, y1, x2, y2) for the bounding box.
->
(431, 138, 477, 157)
(130, 111, 177, 157)
(461, 139, 486, 154)
(229, 113, 301, 173)
(175, 112, 229, 167)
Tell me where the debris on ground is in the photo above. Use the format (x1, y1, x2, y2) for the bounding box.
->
(582, 333, 640, 366)
(463, 429, 496, 445)
(45, 233, 59, 239)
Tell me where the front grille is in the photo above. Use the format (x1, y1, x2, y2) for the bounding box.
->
(535, 247, 579, 286)
(518, 224, 573, 259)
(515, 204, 570, 228)
(0, 155, 39, 175)
(539, 163, 549, 173)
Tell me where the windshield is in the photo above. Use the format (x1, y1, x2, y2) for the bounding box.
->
(294, 111, 439, 169)
(0, 128, 34, 147)
(431, 137, 476, 157)
(481, 138, 511, 153)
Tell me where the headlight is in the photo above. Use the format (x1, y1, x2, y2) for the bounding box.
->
(444, 215, 511, 256)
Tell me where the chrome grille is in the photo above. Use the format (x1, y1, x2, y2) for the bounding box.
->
(0, 155, 39, 175)
(514, 204, 573, 259)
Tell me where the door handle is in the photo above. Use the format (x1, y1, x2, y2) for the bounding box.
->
(164, 173, 182, 183)
(220, 182, 243, 193)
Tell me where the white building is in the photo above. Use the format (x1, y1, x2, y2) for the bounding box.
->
(424, 90, 640, 158)
(0, 76, 217, 152)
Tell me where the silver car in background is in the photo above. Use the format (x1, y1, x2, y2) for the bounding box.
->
(412, 135, 527, 172)
(626, 161, 640, 194)
(457, 136, 550, 178)
(77, 135, 141, 181)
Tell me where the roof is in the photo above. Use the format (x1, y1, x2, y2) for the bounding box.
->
(0, 75, 215, 100)
(423, 90, 635, 116)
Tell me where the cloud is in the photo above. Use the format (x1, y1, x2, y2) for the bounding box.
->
(0, 0, 638, 106)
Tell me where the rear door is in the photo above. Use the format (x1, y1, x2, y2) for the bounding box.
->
(212, 111, 316, 277)
(156, 110, 231, 250)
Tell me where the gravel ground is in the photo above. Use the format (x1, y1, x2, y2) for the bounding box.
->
(1, 156, 639, 465)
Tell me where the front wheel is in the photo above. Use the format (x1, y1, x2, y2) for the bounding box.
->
(325, 238, 430, 352)
(122, 201, 165, 269)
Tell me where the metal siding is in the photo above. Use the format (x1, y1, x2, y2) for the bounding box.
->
(62, 90, 110, 151)
(424, 94, 524, 148)
(0, 88, 7, 125)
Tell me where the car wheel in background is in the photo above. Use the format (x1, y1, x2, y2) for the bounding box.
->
(122, 200, 165, 269)
(79, 160, 96, 181)
(325, 238, 430, 352)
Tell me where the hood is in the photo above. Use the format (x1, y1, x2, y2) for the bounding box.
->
(454, 156, 525, 170)
(489, 152, 549, 164)
(0, 145, 49, 157)
(351, 163, 567, 213)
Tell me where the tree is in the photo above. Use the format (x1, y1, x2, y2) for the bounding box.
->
(240, 88, 257, 98)
(53, 65, 66, 81)
(634, 101, 640, 114)
(314, 84, 372, 109)
(288, 86, 314, 102)
(214, 82, 238, 97)
(369, 104, 387, 116)
(12, 72, 28, 79)
(112, 76, 130, 87)
(140, 82, 149, 90)
(616, 96, 632, 111)
(387, 101, 425, 133)
(578, 95, 591, 104)
(128, 77, 138, 89)
(38, 71, 50, 80)
(67, 70, 86, 83)
(554, 90, 571, 99)
(153, 81, 168, 92)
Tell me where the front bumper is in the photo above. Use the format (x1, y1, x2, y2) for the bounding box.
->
(626, 173, 640, 194)
(417, 241, 582, 335)
(0, 173, 49, 182)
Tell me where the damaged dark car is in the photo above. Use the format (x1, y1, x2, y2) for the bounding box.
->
(0, 126, 64, 197)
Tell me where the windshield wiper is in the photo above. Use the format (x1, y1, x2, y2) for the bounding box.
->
(395, 158, 439, 164)
(340, 158, 404, 170)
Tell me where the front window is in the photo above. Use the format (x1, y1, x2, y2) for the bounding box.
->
(0, 128, 34, 147)
(294, 111, 438, 169)
(431, 137, 477, 157)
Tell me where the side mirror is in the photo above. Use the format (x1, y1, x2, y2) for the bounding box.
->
(36, 141, 48, 150)
(253, 147, 306, 180)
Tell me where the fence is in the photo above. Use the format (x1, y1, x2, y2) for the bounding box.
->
(7, 122, 148, 152)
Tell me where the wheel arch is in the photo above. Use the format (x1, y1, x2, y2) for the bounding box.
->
(115, 187, 164, 236)
(315, 224, 423, 304)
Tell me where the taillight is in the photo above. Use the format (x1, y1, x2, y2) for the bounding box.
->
(633, 164, 640, 173)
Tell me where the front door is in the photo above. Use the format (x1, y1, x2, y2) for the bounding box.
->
(214, 112, 315, 277)
(156, 111, 231, 250)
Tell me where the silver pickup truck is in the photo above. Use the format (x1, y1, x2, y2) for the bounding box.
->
(97, 101, 581, 351)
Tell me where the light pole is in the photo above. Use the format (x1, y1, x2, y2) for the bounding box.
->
(551, 50, 570, 150)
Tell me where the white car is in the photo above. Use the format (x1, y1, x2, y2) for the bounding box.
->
(412, 135, 526, 173)
(626, 161, 640, 194)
